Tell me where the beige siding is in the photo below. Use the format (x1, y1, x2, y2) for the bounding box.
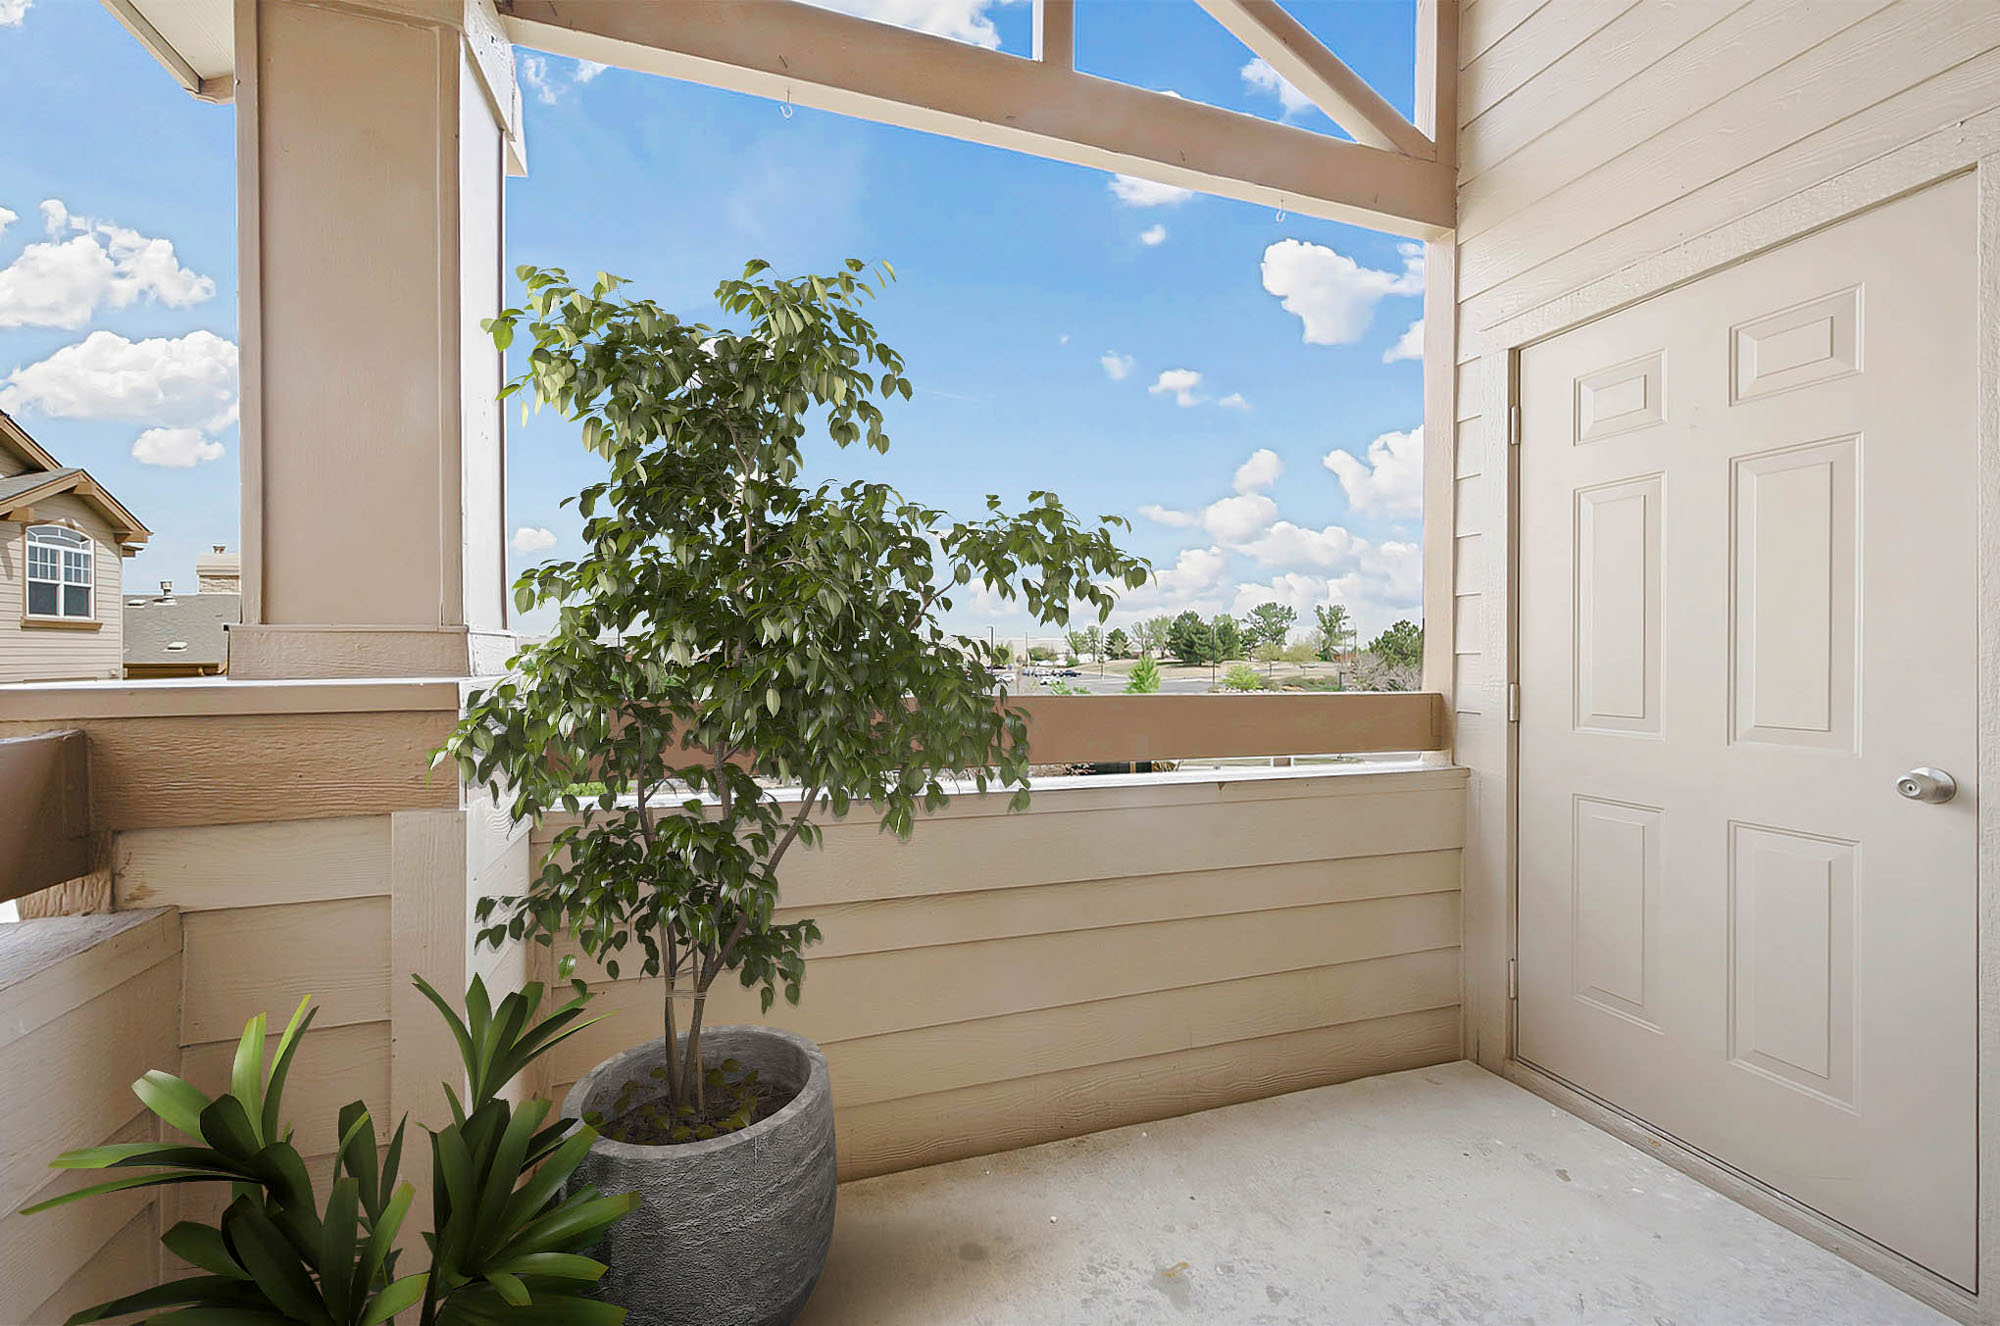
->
(0, 496, 127, 683)
(0, 911, 179, 1324)
(535, 768, 1468, 1180)
(1449, 0, 2000, 1078)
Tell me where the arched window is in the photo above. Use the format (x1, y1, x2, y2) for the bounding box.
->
(25, 524, 93, 620)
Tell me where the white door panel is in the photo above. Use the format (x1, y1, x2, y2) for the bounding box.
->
(1517, 176, 1977, 1287)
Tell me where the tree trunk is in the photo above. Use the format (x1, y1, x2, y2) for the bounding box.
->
(682, 993, 708, 1115)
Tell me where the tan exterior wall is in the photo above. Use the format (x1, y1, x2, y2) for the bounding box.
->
(0, 910, 180, 1325)
(0, 496, 128, 683)
(1445, 2, 2000, 1314)
(534, 767, 1467, 1180)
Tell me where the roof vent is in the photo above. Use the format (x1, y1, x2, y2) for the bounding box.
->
(165, 641, 188, 652)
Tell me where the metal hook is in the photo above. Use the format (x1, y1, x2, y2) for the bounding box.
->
(1275, 197, 1287, 223)
(780, 86, 794, 119)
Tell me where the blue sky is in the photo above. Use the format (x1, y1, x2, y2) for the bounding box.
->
(0, 0, 1425, 643)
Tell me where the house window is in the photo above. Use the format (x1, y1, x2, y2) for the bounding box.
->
(25, 524, 93, 620)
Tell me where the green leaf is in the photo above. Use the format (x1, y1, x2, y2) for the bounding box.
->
(160, 1223, 249, 1280)
(134, 1071, 212, 1139)
(229, 1011, 268, 1139)
(358, 1273, 429, 1326)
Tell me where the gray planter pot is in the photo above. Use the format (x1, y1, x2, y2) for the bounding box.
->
(561, 1026, 837, 1326)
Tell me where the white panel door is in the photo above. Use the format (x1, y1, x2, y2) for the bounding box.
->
(1516, 177, 1977, 1286)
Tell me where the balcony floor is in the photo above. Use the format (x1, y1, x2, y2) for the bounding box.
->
(798, 1061, 1946, 1325)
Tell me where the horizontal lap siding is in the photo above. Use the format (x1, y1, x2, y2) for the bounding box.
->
(539, 771, 1468, 1180)
(0, 916, 178, 1325)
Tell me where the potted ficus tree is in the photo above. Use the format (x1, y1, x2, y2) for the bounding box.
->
(443, 260, 1146, 1326)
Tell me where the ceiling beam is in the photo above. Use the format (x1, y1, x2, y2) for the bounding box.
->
(1415, 0, 1458, 170)
(1033, 0, 1074, 69)
(1194, 0, 1433, 159)
(499, 0, 1452, 238)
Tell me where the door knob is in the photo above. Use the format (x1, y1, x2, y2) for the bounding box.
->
(1896, 768, 1957, 804)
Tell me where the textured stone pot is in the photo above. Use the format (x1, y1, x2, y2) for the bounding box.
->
(561, 1026, 836, 1326)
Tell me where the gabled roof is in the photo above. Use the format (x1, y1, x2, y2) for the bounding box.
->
(124, 590, 240, 668)
(0, 407, 64, 474)
(0, 412, 151, 548)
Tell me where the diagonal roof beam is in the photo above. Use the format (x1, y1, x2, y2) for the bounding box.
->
(498, 0, 1452, 238)
(1195, 0, 1435, 159)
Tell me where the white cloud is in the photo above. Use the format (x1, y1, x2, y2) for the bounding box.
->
(1241, 57, 1312, 116)
(573, 59, 609, 83)
(1100, 352, 1134, 381)
(1, 329, 239, 430)
(519, 54, 558, 105)
(1237, 520, 1365, 568)
(1139, 224, 1167, 247)
(1058, 332, 1071, 346)
(1232, 448, 1282, 493)
(0, 202, 215, 330)
(805, 0, 1008, 47)
(131, 426, 223, 468)
(0, 0, 28, 26)
(513, 526, 559, 555)
(1325, 426, 1423, 516)
(1230, 537, 1423, 640)
(1260, 239, 1423, 346)
(0, 206, 14, 241)
(1138, 503, 1196, 528)
(1200, 492, 1279, 544)
(1149, 368, 1204, 407)
(1109, 174, 1194, 207)
(1218, 392, 1251, 412)
(1384, 317, 1424, 363)
(1117, 545, 1232, 616)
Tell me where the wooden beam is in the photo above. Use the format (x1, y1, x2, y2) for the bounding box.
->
(1415, 0, 1459, 170)
(1195, 0, 1435, 159)
(0, 731, 92, 906)
(498, 0, 1453, 238)
(1012, 692, 1446, 764)
(1033, 0, 1073, 68)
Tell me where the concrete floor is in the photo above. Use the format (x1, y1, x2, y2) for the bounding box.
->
(797, 1061, 1949, 1326)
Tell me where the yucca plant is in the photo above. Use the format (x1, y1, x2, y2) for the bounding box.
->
(23, 976, 638, 1325)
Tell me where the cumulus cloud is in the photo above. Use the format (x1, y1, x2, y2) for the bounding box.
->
(0, 206, 14, 240)
(131, 426, 224, 468)
(573, 60, 609, 83)
(1149, 368, 1204, 407)
(1, 330, 239, 430)
(1241, 57, 1312, 116)
(1230, 536, 1423, 639)
(519, 54, 612, 104)
(1139, 224, 1167, 247)
(1237, 519, 1366, 568)
(513, 526, 559, 555)
(0, 1, 27, 27)
(1116, 545, 1232, 615)
(806, 0, 1008, 47)
(1232, 448, 1282, 493)
(1138, 504, 1196, 528)
(1100, 352, 1134, 381)
(1325, 426, 1423, 516)
(0, 201, 215, 330)
(1384, 317, 1424, 363)
(1109, 174, 1194, 207)
(1260, 239, 1423, 346)
(1200, 492, 1279, 544)
(1218, 392, 1251, 412)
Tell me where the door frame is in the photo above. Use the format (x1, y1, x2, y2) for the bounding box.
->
(1459, 148, 2000, 1324)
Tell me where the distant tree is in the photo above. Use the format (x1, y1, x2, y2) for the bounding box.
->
(1313, 603, 1355, 662)
(1282, 639, 1319, 664)
(1104, 627, 1132, 659)
(1029, 644, 1056, 661)
(1211, 614, 1243, 662)
(1066, 627, 1096, 660)
(1133, 615, 1171, 658)
(1370, 619, 1423, 672)
(1254, 639, 1285, 676)
(1125, 655, 1162, 693)
(1246, 601, 1297, 649)
(1167, 611, 1212, 665)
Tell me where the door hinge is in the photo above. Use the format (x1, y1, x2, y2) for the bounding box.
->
(1507, 682, 1521, 722)
(1508, 403, 1521, 446)
(1507, 958, 1518, 1000)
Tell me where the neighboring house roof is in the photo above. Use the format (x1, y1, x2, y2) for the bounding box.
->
(0, 409, 152, 547)
(124, 591, 241, 670)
